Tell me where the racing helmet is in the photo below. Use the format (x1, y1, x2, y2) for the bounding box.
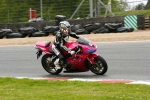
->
(59, 21, 71, 36)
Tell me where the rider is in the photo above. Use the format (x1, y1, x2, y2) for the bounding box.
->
(52, 21, 79, 69)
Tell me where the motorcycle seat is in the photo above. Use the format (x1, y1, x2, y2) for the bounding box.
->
(45, 42, 51, 47)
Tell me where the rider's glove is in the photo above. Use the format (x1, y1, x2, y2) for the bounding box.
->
(70, 51, 75, 55)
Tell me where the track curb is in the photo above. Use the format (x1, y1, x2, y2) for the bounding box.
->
(12, 77, 150, 85)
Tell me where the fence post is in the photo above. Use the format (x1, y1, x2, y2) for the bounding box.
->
(137, 15, 145, 30)
(149, 15, 150, 29)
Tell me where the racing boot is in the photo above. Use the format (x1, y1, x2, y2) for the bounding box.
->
(59, 59, 68, 68)
(54, 58, 61, 70)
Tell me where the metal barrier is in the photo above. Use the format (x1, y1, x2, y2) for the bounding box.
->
(0, 16, 124, 32)
(124, 15, 138, 30)
(0, 15, 147, 32)
(124, 15, 146, 30)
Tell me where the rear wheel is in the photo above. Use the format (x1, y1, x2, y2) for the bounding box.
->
(89, 56, 108, 75)
(41, 54, 63, 75)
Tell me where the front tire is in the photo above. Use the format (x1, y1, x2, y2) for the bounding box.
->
(89, 55, 108, 75)
(41, 54, 63, 75)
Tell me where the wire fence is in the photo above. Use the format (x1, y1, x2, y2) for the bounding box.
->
(0, 0, 148, 24)
(0, 0, 89, 24)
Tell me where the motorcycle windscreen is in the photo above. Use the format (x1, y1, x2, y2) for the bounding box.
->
(77, 36, 93, 47)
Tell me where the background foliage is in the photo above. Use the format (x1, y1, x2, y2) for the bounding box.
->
(0, 0, 149, 23)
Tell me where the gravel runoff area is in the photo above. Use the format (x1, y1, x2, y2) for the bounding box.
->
(0, 30, 150, 46)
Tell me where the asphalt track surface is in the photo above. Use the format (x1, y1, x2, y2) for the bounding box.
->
(0, 41, 150, 81)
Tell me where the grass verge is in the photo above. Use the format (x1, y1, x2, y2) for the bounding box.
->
(114, 9, 150, 17)
(0, 77, 150, 100)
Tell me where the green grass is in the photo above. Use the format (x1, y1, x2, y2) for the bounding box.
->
(0, 77, 150, 100)
(114, 9, 150, 17)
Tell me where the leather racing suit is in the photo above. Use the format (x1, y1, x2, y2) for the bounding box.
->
(52, 30, 79, 69)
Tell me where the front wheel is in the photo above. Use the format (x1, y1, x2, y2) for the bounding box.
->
(41, 54, 63, 75)
(89, 55, 108, 75)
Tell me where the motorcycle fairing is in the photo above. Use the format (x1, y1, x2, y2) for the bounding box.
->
(36, 42, 52, 54)
(64, 40, 97, 71)
(67, 53, 89, 71)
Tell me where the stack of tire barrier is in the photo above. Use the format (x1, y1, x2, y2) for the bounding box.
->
(0, 27, 49, 39)
(0, 22, 134, 39)
(85, 23, 134, 34)
(84, 23, 102, 33)
(42, 26, 59, 36)
(70, 22, 134, 35)
(71, 24, 90, 34)
(54, 15, 66, 26)
(0, 29, 13, 39)
(104, 23, 134, 33)
(19, 27, 47, 37)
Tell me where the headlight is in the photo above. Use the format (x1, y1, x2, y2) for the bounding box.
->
(86, 49, 96, 53)
(95, 45, 98, 49)
(89, 43, 93, 47)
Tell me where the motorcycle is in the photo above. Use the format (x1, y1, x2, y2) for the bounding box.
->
(35, 36, 108, 75)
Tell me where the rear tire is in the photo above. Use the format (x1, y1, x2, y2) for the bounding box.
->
(89, 55, 108, 75)
(41, 54, 63, 75)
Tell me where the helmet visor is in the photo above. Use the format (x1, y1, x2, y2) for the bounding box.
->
(62, 28, 68, 35)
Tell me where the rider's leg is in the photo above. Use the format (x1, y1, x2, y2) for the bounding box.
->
(54, 54, 66, 69)
(53, 58, 61, 69)
(52, 44, 65, 69)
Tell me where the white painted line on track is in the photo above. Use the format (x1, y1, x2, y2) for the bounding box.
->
(1, 76, 150, 85)
(95, 40, 150, 44)
(129, 81, 150, 85)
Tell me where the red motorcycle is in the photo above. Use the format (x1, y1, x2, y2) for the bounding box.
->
(35, 36, 108, 75)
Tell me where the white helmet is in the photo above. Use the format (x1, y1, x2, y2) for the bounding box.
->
(59, 21, 71, 36)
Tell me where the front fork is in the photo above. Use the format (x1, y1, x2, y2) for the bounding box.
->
(86, 53, 99, 64)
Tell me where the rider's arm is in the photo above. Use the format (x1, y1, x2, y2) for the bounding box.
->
(56, 32, 71, 53)
(69, 32, 79, 39)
